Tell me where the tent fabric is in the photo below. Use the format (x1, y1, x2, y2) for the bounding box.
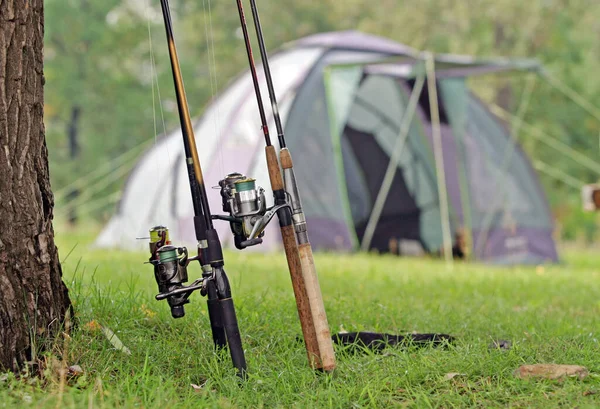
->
(95, 30, 558, 265)
(289, 30, 418, 56)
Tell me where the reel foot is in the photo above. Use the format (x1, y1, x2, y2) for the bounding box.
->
(239, 237, 263, 248)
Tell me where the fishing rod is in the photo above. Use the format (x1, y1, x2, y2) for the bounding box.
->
(146, 0, 247, 378)
(233, 0, 323, 370)
(246, 0, 336, 371)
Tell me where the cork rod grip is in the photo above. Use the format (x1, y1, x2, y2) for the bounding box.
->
(279, 148, 293, 170)
(280, 226, 322, 370)
(265, 144, 322, 369)
(265, 146, 284, 191)
(298, 243, 336, 372)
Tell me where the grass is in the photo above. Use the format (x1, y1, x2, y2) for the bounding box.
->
(2, 226, 600, 408)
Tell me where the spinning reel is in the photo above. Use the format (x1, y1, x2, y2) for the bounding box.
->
(214, 172, 289, 249)
(147, 226, 204, 319)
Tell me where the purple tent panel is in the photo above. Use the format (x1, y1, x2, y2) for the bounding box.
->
(305, 217, 354, 251)
(472, 227, 558, 264)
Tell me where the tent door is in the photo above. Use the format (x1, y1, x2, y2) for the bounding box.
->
(341, 125, 424, 254)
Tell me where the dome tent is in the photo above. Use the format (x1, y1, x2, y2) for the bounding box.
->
(95, 30, 558, 264)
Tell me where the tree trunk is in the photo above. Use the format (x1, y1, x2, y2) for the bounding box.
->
(0, 0, 72, 372)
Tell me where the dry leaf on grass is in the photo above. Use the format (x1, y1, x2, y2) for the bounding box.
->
(583, 390, 597, 396)
(84, 320, 102, 332)
(68, 365, 83, 376)
(191, 383, 204, 392)
(444, 372, 466, 381)
(191, 380, 214, 393)
(101, 326, 132, 355)
(514, 364, 589, 380)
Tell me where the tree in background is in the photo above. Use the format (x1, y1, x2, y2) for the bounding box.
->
(44, 0, 177, 223)
(0, 0, 72, 371)
(42, 0, 600, 241)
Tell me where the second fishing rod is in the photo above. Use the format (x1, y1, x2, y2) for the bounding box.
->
(234, 0, 336, 372)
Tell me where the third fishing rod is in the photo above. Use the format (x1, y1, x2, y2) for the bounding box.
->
(233, 0, 327, 371)
(246, 0, 336, 371)
(236, 0, 336, 371)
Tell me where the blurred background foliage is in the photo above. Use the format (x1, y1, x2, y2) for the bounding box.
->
(44, 0, 600, 244)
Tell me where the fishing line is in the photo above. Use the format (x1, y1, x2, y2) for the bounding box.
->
(54, 140, 151, 200)
(146, 6, 158, 147)
(59, 161, 135, 210)
(152, 37, 170, 153)
(145, 0, 172, 227)
(147, 4, 171, 153)
(207, 0, 225, 176)
(202, 0, 225, 178)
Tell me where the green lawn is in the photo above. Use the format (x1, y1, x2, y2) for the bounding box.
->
(2, 226, 600, 408)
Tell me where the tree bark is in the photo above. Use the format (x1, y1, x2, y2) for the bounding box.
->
(0, 0, 72, 372)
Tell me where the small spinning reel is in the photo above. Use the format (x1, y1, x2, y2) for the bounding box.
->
(214, 172, 288, 249)
(147, 226, 204, 318)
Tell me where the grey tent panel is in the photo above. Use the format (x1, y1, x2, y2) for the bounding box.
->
(289, 30, 418, 56)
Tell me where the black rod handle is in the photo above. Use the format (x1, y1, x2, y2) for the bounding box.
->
(205, 280, 227, 349)
(220, 297, 247, 378)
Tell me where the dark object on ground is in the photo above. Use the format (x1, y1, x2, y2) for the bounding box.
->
(489, 339, 512, 350)
(431, 228, 467, 260)
(332, 331, 455, 353)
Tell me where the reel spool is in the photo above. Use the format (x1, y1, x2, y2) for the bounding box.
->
(153, 245, 189, 318)
(216, 172, 290, 249)
(218, 173, 270, 249)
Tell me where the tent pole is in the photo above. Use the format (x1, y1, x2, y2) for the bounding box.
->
(540, 71, 600, 147)
(425, 52, 453, 265)
(532, 160, 584, 190)
(490, 104, 600, 177)
(540, 71, 600, 125)
(445, 80, 474, 262)
(474, 74, 535, 258)
(360, 72, 425, 252)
